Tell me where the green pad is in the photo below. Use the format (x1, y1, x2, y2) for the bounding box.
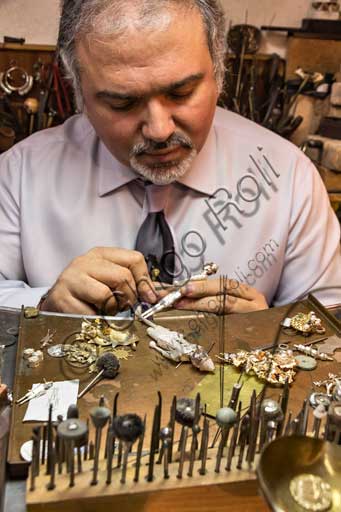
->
(190, 366, 263, 416)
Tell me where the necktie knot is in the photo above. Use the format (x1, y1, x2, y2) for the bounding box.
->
(145, 184, 170, 213)
(135, 183, 175, 283)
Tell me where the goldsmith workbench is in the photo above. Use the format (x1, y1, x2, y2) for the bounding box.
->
(1, 299, 341, 512)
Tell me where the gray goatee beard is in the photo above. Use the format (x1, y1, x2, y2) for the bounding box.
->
(129, 133, 197, 185)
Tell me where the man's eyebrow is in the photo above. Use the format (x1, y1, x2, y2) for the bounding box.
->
(95, 73, 205, 101)
(166, 73, 204, 91)
(96, 91, 137, 101)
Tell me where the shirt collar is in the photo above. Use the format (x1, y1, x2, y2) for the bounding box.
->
(97, 119, 217, 197)
(175, 125, 217, 196)
(97, 140, 137, 197)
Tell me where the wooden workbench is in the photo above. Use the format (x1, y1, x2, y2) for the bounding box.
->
(7, 300, 341, 511)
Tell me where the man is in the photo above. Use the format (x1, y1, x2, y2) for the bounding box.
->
(0, 0, 340, 315)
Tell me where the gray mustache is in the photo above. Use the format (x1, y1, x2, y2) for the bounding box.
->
(131, 133, 193, 156)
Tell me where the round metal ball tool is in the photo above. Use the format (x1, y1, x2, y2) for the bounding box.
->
(78, 352, 120, 399)
(57, 419, 88, 487)
(175, 398, 195, 479)
(215, 407, 237, 473)
(259, 399, 283, 451)
(112, 414, 144, 484)
(90, 406, 111, 485)
(159, 427, 172, 479)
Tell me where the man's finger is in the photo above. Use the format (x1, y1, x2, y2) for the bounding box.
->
(84, 260, 137, 303)
(182, 278, 257, 301)
(175, 294, 268, 314)
(41, 290, 97, 315)
(88, 247, 157, 303)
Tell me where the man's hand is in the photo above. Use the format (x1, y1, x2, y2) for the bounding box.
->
(40, 247, 158, 314)
(174, 278, 268, 314)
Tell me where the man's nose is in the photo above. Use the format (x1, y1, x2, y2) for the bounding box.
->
(141, 98, 176, 142)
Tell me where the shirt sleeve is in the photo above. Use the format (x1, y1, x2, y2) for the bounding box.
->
(0, 148, 47, 308)
(0, 281, 49, 308)
(273, 155, 341, 307)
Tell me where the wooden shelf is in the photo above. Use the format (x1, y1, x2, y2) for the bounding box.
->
(0, 43, 55, 52)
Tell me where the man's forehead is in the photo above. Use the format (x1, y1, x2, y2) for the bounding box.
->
(76, 3, 207, 66)
(80, 0, 196, 36)
(77, 10, 212, 92)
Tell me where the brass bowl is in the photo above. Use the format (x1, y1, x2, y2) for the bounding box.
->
(257, 436, 341, 512)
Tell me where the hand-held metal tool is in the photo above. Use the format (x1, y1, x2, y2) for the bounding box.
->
(172, 262, 219, 287)
(90, 406, 111, 486)
(187, 393, 202, 477)
(133, 415, 146, 483)
(78, 353, 119, 399)
(198, 416, 210, 476)
(112, 414, 144, 484)
(225, 402, 242, 471)
(57, 418, 88, 488)
(159, 427, 172, 479)
(236, 414, 250, 470)
(175, 398, 195, 479)
(259, 399, 283, 452)
(140, 289, 183, 320)
(215, 407, 237, 473)
(16, 380, 53, 405)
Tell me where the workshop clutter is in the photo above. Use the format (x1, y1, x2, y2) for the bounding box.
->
(221, 24, 305, 140)
(0, 50, 75, 153)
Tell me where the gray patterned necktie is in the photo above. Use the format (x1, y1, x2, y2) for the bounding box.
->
(135, 184, 175, 283)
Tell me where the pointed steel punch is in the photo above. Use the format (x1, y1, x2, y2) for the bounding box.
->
(140, 262, 219, 320)
(16, 380, 53, 406)
(140, 289, 183, 320)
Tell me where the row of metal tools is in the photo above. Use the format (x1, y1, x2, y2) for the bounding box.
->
(28, 378, 341, 494)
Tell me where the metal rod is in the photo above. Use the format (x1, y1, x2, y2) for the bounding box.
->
(300, 399, 310, 436)
(116, 440, 123, 468)
(277, 380, 289, 437)
(228, 383, 243, 411)
(168, 396, 176, 463)
(29, 433, 38, 492)
(176, 426, 188, 479)
(32, 426, 41, 477)
(147, 404, 161, 482)
(246, 391, 258, 465)
(46, 405, 53, 476)
(84, 419, 89, 461)
(215, 428, 229, 473)
(106, 426, 115, 485)
(187, 393, 201, 477)
(156, 391, 162, 453)
(225, 404, 241, 471)
(120, 442, 132, 485)
(77, 446, 82, 473)
(47, 447, 56, 490)
(284, 411, 292, 436)
(91, 427, 102, 485)
(236, 414, 249, 470)
(133, 415, 146, 483)
(89, 441, 94, 460)
(41, 425, 47, 465)
(69, 440, 75, 487)
(198, 418, 210, 476)
(78, 369, 104, 399)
